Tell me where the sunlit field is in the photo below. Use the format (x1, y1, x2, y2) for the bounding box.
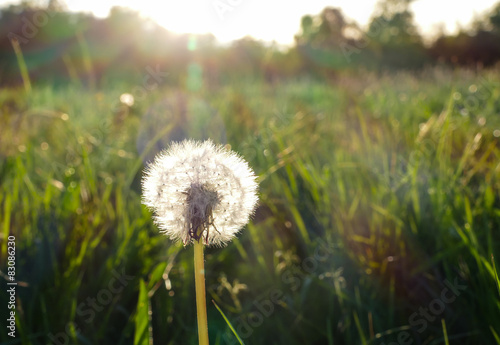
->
(1, 67, 500, 344)
(1, 1, 500, 344)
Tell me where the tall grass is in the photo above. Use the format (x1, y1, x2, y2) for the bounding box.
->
(0, 68, 499, 344)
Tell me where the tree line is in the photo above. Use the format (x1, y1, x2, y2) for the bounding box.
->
(0, 0, 499, 86)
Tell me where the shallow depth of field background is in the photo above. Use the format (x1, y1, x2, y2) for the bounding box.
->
(1, 1, 500, 344)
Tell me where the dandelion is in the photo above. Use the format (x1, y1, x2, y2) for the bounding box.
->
(142, 139, 258, 345)
(142, 139, 258, 246)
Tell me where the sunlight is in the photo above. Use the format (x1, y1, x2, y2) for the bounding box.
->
(1, 0, 500, 343)
(57, 0, 498, 44)
(142, 0, 214, 36)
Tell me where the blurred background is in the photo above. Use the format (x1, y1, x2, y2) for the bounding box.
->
(0, 0, 500, 344)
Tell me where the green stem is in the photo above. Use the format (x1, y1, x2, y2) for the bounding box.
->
(10, 38, 31, 94)
(194, 240, 209, 345)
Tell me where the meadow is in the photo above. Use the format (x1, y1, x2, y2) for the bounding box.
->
(1, 67, 500, 345)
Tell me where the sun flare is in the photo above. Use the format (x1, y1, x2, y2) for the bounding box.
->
(144, 0, 215, 36)
(56, 0, 499, 45)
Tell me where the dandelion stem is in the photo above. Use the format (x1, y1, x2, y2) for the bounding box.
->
(194, 239, 209, 345)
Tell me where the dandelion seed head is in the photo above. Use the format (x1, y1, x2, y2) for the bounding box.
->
(142, 139, 258, 247)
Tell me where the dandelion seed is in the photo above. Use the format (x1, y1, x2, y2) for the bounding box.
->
(142, 139, 258, 247)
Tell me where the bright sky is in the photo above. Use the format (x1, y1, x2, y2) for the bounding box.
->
(2, 0, 498, 44)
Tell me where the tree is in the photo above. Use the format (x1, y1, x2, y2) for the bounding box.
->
(366, 0, 427, 69)
(296, 7, 357, 48)
(295, 7, 363, 75)
(489, 3, 500, 32)
(429, 1, 500, 67)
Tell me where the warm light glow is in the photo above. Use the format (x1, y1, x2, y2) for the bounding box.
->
(140, 0, 215, 37)
(1, 0, 497, 45)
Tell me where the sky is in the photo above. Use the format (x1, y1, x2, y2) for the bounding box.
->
(1, 0, 498, 45)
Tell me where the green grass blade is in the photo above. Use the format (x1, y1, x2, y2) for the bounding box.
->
(442, 319, 450, 345)
(212, 299, 246, 345)
(490, 326, 500, 345)
(492, 254, 500, 298)
(10, 37, 31, 94)
(147, 262, 168, 291)
(134, 280, 151, 345)
(353, 311, 367, 345)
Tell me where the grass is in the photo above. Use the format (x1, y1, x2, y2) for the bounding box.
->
(0, 67, 499, 345)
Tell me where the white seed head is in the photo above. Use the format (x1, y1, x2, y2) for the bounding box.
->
(142, 139, 258, 247)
